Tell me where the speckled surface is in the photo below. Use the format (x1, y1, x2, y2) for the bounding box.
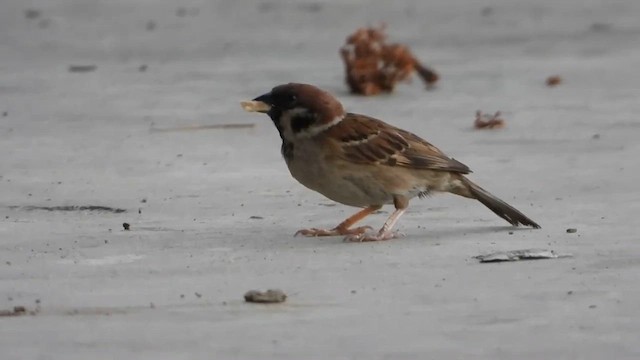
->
(1, 1, 639, 359)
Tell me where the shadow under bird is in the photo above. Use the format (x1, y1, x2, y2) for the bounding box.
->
(242, 83, 540, 242)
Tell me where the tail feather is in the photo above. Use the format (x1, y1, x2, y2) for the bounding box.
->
(455, 177, 541, 229)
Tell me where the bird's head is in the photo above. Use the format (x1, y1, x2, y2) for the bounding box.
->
(242, 83, 345, 141)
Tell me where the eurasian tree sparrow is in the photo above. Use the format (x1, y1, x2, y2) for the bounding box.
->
(242, 83, 540, 242)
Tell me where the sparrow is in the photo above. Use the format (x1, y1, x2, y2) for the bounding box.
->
(241, 83, 540, 242)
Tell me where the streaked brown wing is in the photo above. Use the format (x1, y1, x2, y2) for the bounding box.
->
(325, 113, 471, 174)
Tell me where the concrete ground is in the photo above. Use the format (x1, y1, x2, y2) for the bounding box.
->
(1, 0, 639, 359)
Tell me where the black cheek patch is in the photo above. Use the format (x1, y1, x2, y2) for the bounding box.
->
(291, 114, 317, 134)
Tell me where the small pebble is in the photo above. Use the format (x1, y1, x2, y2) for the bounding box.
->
(546, 75, 562, 87)
(123, 223, 130, 231)
(244, 289, 286, 304)
(566, 228, 577, 233)
(68, 65, 97, 73)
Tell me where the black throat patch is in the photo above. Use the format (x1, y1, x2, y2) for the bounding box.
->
(290, 111, 316, 134)
(267, 108, 296, 161)
(267, 108, 285, 140)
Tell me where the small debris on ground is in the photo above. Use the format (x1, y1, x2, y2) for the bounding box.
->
(475, 249, 572, 263)
(12, 205, 126, 213)
(138, 64, 148, 72)
(474, 111, 505, 129)
(566, 228, 577, 233)
(0, 305, 31, 317)
(244, 289, 287, 304)
(546, 75, 562, 87)
(249, 216, 264, 219)
(25, 9, 41, 19)
(122, 223, 130, 231)
(340, 24, 439, 95)
(68, 65, 97, 73)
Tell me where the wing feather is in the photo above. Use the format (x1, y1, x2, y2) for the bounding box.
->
(325, 113, 471, 174)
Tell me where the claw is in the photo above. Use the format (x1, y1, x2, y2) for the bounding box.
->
(294, 228, 334, 237)
(344, 230, 402, 242)
(295, 225, 372, 237)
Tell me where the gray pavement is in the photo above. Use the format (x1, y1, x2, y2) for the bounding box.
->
(1, 0, 639, 359)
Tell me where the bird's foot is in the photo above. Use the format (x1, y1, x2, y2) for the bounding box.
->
(344, 230, 404, 243)
(295, 225, 372, 237)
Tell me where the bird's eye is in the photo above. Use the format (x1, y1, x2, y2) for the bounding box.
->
(288, 94, 297, 104)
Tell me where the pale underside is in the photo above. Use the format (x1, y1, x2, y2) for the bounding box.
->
(285, 136, 463, 207)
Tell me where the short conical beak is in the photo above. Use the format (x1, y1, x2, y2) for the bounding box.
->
(240, 92, 272, 113)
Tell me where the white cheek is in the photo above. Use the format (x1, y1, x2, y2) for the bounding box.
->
(293, 115, 344, 139)
(279, 109, 301, 140)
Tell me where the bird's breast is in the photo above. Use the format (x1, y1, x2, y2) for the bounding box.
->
(283, 140, 395, 207)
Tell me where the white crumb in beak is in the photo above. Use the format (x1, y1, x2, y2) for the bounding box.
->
(241, 100, 270, 113)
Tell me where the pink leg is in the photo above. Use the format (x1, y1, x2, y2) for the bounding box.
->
(344, 196, 410, 242)
(344, 207, 406, 242)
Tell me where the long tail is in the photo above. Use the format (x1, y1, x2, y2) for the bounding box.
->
(452, 176, 541, 228)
